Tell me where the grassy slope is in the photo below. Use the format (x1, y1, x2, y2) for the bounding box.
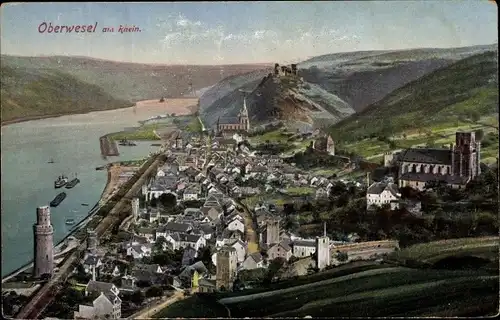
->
(158, 238, 499, 318)
(1, 65, 131, 123)
(329, 51, 499, 162)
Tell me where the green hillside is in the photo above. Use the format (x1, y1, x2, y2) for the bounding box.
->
(1, 65, 131, 124)
(329, 51, 498, 163)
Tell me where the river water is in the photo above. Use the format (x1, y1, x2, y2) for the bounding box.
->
(1, 106, 168, 277)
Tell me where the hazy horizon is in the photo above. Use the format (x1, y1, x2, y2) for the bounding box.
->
(1, 1, 498, 65)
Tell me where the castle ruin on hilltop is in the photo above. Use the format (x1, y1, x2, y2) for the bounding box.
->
(274, 63, 299, 77)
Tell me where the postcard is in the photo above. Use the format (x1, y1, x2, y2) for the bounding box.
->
(1, 1, 498, 319)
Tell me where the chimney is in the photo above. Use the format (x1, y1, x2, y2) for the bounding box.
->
(92, 265, 96, 281)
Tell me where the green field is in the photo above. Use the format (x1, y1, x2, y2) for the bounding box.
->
(330, 51, 499, 161)
(107, 124, 162, 140)
(285, 187, 315, 196)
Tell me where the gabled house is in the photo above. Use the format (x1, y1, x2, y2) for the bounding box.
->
(268, 240, 292, 261)
(82, 255, 103, 274)
(226, 216, 245, 234)
(183, 184, 201, 201)
(366, 181, 401, 210)
(241, 252, 264, 270)
(137, 228, 156, 243)
(228, 239, 247, 263)
(74, 291, 122, 319)
(126, 243, 152, 260)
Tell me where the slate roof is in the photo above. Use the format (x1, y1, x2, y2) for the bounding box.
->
(367, 182, 400, 197)
(83, 255, 100, 266)
(399, 148, 452, 165)
(272, 240, 292, 252)
(292, 240, 316, 248)
(219, 116, 240, 125)
(179, 233, 202, 243)
(198, 278, 216, 287)
(248, 252, 263, 263)
(163, 222, 192, 233)
(86, 281, 115, 295)
(400, 172, 469, 185)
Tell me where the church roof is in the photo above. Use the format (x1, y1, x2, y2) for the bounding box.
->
(399, 148, 452, 165)
(400, 172, 469, 185)
(218, 117, 240, 125)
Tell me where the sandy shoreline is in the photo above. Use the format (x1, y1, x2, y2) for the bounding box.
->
(1, 98, 198, 127)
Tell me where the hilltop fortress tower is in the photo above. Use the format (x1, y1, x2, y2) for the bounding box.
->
(33, 206, 54, 278)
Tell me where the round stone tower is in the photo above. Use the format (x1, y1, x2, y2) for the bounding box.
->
(33, 206, 54, 278)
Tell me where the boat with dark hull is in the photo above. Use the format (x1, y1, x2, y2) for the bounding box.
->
(50, 192, 67, 207)
(65, 218, 76, 225)
(54, 175, 68, 188)
(65, 177, 80, 189)
(118, 139, 137, 146)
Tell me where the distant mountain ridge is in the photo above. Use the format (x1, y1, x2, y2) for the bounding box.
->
(299, 43, 498, 112)
(198, 44, 497, 130)
(0, 55, 270, 103)
(329, 49, 499, 142)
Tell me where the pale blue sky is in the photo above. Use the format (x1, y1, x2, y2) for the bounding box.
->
(1, 1, 497, 64)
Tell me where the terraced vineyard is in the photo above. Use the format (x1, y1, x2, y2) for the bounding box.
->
(222, 266, 498, 317)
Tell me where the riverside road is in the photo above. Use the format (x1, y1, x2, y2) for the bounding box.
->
(15, 155, 162, 319)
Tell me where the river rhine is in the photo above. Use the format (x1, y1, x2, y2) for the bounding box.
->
(1, 106, 168, 277)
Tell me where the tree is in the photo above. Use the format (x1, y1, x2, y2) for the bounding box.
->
(475, 128, 485, 141)
(145, 286, 163, 298)
(154, 236, 167, 253)
(336, 251, 348, 262)
(150, 197, 158, 207)
(265, 257, 286, 283)
(159, 193, 176, 208)
(468, 110, 481, 122)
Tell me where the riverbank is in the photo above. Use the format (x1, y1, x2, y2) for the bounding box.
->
(0, 105, 134, 127)
(99, 164, 124, 204)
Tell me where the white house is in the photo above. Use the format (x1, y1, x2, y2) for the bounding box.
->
(183, 185, 200, 201)
(291, 240, 316, 258)
(74, 292, 122, 319)
(76, 281, 121, 319)
(366, 182, 401, 210)
(226, 217, 245, 234)
(126, 244, 152, 260)
(229, 239, 247, 263)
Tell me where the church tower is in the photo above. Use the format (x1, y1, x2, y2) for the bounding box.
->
(453, 131, 481, 179)
(315, 222, 330, 270)
(238, 97, 250, 131)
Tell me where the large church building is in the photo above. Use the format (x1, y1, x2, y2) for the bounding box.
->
(216, 97, 250, 134)
(396, 131, 481, 190)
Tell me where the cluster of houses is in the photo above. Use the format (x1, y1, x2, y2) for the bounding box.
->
(70, 127, 484, 319)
